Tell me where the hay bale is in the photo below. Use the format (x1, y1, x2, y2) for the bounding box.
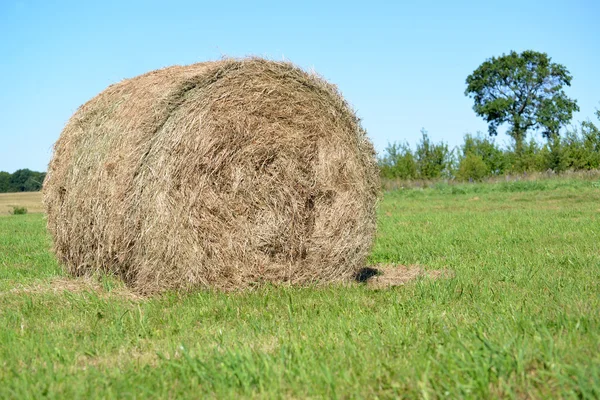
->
(43, 58, 379, 292)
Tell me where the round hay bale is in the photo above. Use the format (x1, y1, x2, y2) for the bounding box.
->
(43, 58, 379, 292)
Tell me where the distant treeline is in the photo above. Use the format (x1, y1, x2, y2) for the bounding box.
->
(380, 50, 600, 182)
(379, 110, 600, 181)
(0, 169, 46, 193)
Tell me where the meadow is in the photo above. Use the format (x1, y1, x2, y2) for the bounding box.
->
(0, 178, 599, 398)
(0, 191, 44, 214)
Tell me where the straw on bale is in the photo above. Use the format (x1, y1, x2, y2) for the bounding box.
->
(43, 58, 379, 292)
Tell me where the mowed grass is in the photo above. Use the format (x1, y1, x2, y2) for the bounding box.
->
(0, 191, 43, 214)
(1, 179, 599, 399)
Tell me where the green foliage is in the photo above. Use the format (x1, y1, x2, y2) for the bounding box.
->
(456, 153, 489, 181)
(10, 206, 28, 215)
(539, 135, 567, 173)
(573, 119, 600, 169)
(461, 133, 506, 175)
(415, 129, 452, 179)
(378, 130, 454, 180)
(0, 172, 10, 193)
(507, 139, 546, 173)
(552, 109, 600, 171)
(0, 169, 46, 193)
(465, 50, 579, 152)
(379, 141, 417, 179)
(380, 108, 600, 181)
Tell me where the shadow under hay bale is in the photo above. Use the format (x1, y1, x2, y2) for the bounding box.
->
(44, 58, 379, 293)
(355, 267, 381, 282)
(358, 265, 454, 289)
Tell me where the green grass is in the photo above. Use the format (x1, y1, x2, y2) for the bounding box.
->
(1, 179, 599, 399)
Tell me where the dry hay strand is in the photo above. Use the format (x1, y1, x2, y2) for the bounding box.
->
(43, 58, 379, 293)
(357, 265, 454, 289)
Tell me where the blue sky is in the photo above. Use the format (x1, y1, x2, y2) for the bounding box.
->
(1, 0, 598, 172)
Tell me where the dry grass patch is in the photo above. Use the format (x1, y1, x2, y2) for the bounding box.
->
(358, 264, 453, 289)
(0, 192, 43, 214)
(3, 266, 453, 298)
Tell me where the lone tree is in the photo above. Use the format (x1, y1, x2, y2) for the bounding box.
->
(465, 50, 579, 154)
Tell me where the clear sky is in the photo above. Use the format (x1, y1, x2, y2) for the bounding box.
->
(1, 0, 598, 172)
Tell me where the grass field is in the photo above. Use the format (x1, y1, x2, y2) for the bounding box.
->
(1, 179, 599, 398)
(0, 191, 43, 214)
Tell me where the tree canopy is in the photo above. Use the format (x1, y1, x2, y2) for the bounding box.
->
(465, 50, 579, 153)
(0, 169, 46, 193)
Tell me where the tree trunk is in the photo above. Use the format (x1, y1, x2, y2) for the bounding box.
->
(514, 134, 524, 156)
(512, 124, 526, 172)
(512, 124, 524, 156)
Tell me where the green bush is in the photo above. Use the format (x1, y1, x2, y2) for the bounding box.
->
(564, 118, 600, 170)
(456, 153, 490, 181)
(415, 129, 452, 179)
(379, 109, 600, 181)
(379, 141, 417, 179)
(506, 139, 546, 173)
(540, 135, 568, 173)
(462, 133, 506, 175)
(11, 206, 28, 215)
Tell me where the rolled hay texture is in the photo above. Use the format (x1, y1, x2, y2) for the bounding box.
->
(43, 58, 379, 292)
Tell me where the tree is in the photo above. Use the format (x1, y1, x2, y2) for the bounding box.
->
(415, 129, 451, 179)
(566, 106, 600, 170)
(465, 50, 579, 155)
(7, 169, 46, 192)
(457, 153, 489, 181)
(9, 169, 33, 192)
(0, 172, 10, 193)
(461, 133, 506, 175)
(379, 141, 417, 179)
